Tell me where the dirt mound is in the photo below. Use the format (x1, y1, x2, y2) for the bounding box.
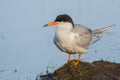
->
(38, 60, 120, 80)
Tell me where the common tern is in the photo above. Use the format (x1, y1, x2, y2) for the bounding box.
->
(44, 14, 114, 66)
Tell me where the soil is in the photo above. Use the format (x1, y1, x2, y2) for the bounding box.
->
(38, 60, 120, 80)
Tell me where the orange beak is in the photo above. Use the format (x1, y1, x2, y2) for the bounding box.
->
(43, 22, 58, 27)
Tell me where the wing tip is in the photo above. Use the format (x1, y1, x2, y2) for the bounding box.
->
(107, 24, 116, 28)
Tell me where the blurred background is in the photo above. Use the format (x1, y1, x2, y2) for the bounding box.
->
(0, 0, 120, 80)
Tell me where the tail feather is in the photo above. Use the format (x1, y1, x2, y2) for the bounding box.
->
(91, 24, 115, 44)
(93, 24, 115, 33)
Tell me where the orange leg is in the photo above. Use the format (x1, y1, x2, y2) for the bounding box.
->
(67, 54, 71, 63)
(73, 54, 81, 67)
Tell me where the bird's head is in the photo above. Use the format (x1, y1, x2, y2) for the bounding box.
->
(43, 14, 74, 27)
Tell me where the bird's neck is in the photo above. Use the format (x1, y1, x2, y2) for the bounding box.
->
(57, 22, 73, 34)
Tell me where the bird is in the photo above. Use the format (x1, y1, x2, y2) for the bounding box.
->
(43, 14, 115, 66)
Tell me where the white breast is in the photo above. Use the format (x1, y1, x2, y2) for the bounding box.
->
(54, 22, 74, 52)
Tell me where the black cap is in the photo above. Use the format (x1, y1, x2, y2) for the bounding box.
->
(54, 14, 74, 26)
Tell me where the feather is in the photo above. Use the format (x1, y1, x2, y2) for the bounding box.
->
(91, 24, 115, 44)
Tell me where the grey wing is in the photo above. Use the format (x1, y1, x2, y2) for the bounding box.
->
(73, 24, 92, 48)
(91, 24, 115, 44)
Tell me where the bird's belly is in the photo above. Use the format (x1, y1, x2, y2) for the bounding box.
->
(55, 40, 75, 53)
(55, 39, 88, 54)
